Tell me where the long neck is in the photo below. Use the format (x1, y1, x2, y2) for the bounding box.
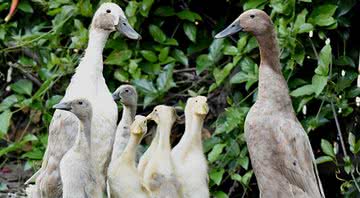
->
(176, 112, 192, 148)
(255, 29, 292, 108)
(190, 115, 204, 146)
(121, 133, 142, 164)
(157, 122, 173, 150)
(121, 105, 137, 124)
(74, 118, 91, 151)
(77, 28, 109, 72)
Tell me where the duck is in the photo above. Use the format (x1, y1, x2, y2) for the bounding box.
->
(171, 96, 209, 198)
(31, 3, 141, 197)
(215, 9, 325, 198)
(109, 85, 138, 161)
(53, 98, 102, 198)
(107, 115, 150, 198)
(137, 124, 160, 184)
(143, 105, 182, 198)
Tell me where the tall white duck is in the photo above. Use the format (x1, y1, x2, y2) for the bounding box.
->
(32, 3, 141, 197)
(172, 96, 209, 198)
(215, 9, 325, 198)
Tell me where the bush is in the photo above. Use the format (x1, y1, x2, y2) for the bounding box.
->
(0, 0, 359, 197)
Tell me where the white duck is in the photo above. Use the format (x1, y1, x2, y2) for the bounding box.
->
(53, 99, 102, 198)
(215, 9, 325, 198)
(107, 115, 149, 198)
(172, 96, 209, 198)
(143, 105, 182, 198)
(32, 3, 141, 197)
(110, 85, 138, 161)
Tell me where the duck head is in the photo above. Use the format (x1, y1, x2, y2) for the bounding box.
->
(92, 2, 141, 40)
(130, 115, 148, 136)
(112, 85, 138, 106)
(215, 9, 272, 38)
(53, 99, 92, 121)
(146, 105, 178, 125)
(187, 96, 209, 118)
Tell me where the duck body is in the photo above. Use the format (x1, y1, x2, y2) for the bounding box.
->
(144, 105, 182, 198)
(215, 9, 324, 198)
(60, 129, 102, 198)
(37, 29, 117, 197)
(33, 3, 141, 197)
(172, 96, 209, 198)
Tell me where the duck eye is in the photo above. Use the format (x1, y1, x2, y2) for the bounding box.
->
(250, 14, 255, 18)
(195, 100, 198, 103)
(106, 9, 111, 13)
(125, 89, 129, 92)
(78, 101, 83, 105)
(123, 23, 127, 26)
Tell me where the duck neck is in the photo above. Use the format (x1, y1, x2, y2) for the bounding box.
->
(255, 29, 291, 105)
(121, 105, 137, 124)
(157, 121, 173, 151)
(77, 28, 110, 72)
(74, 118, 92, 151)
(121, 133, 142, 164)
(190, 115, 205, 146)
(176, 112, 192, 148)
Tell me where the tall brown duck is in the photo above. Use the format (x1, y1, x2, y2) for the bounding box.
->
(215, 9, 325, 198)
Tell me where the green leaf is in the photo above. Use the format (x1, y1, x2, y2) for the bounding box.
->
(176, 10, 202, 22)
(149, 25, 167, 43)
(133, 79, 157, 95)
(316, 156, 334, 164)
(183, 23, 197, 42)
(243, 0, 267, 10)
(343, 156, 352, 174)
(0, 95, 21, 112)
(209, 39, 224, 62)
(156, 63, 175, 92)
(18, 0, 34, 13)
(154, 6, 176, 17)
(208, 143, 226, 163)
(140, 50, 158, 63)
(294, 9, 308, 33)
(308, 5, 337, 26)
(196, 54, 212, 75)
(172, 49, 188, 66)
(223, 45, 238, 56)
(290, 84, 314, 97)
(298, 23, 314, 33)
(78, 0, 92, 17)
(348, 132, 356, 153)
(114, 69, 129, 82)
(140, 0, 154, 17)
(213, 191, 228, 198)
(209, 168, 225, 185)
(321, 139, 335, 158)
(158, 47, 170, 62)
(312, 75, 328, 96)
(105, 50, 132, 65)
(213, 63, 235, 85)
(241, 170, 253, 186)
(0, 110, 12, 137)
(10, 79, 33, 96)
(125, 1, 139, 17)
(315, 43, 332, 76)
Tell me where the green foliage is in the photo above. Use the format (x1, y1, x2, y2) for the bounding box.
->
(0, 0, 359, 196)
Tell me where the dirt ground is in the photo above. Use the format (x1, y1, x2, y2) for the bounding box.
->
(0, 161, 33, 198)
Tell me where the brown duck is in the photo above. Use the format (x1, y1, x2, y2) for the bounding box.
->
(215, 9, 325, 198)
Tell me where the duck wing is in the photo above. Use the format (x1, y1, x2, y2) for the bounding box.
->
(274, 118, 325, 198)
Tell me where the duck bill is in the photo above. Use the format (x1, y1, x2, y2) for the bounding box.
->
(53, 102, 71, 111)
(215, 19, 243, 39)
(116, 17, 141, 40)
(112, 93, 120, 101)
(195, 104, 209, 115)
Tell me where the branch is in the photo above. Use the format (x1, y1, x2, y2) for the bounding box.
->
(8, 62, 42, 87)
